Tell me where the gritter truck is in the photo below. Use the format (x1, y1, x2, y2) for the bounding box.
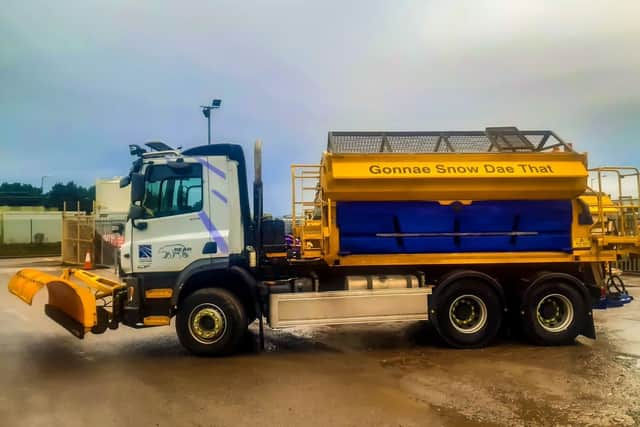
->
(8, 128, 637, 355)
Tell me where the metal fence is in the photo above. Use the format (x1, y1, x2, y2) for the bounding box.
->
(62, 212, 126, 266)
(95, 215, 127, 266)
(62, 213, 95, 265)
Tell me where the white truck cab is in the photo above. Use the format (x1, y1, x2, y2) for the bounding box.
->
(120, 145, 249, 275)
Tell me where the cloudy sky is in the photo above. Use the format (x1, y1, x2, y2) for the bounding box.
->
(2, 1, 639, 213)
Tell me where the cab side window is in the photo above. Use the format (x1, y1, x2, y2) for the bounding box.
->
(142, 164, 203, 218)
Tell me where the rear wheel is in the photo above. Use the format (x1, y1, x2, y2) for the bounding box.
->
(433, 279, 503, 348)
(176, 288, 247, 356)
(522, 281, 585, 346)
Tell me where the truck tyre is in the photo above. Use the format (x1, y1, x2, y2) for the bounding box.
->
(522, 281, 585, 346)
(433, 279, 503, 348)
(176, 288, 247, 356)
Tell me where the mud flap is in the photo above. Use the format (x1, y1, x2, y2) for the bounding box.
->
(8, 269, 98, 337)
(582, 313, 596, 339)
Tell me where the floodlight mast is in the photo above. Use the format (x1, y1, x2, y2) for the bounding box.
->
(201, 99, 222, 145)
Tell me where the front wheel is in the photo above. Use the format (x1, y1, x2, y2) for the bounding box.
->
(176, 288, 247, 356)
(522, 281, 585, 346)
(433, 279, 503, 348)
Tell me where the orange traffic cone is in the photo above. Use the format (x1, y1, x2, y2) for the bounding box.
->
(83, 250, 93, 270)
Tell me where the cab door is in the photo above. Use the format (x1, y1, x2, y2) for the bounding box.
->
(131, 162, 219, 273)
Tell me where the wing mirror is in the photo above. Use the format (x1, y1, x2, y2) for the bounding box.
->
(130, 173, 145, 203)
(128, 205, 147, 230)
(129, 204, 145, 220)
(119, 176, 131, 188)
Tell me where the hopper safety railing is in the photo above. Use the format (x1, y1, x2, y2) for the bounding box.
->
(290, 164, 322, 256)
(589, 167, 640, 240)
(291, 165, 322, 230)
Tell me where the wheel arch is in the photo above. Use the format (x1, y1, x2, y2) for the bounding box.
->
(429, 269, 505, 348)
(173, 260, 258, 321)
(521, 272, 595, 339)
(431, 269, 506, 308)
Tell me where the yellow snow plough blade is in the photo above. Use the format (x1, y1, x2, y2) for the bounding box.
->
(8, 268, 125, 338)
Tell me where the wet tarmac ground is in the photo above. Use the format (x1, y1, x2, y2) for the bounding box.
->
(1, 258, 640, 426)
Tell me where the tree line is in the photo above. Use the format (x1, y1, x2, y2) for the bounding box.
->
(0, 182, 96, 212)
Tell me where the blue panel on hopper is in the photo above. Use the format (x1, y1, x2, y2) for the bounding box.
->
(456, 234, 572, 252)
(518, 202, 572, 231)
(337, 200, 573, 255)
(340, 236, 458, 254)
(337, 201, 455, 234)
(457, 236, 513, 252)
(335, 202, 396, 234)
(402, 237, 458, 253)
(395, 203, 455, 233)
(339, 236, 401, 254)
(458, 201, 572, 233)
(512, 235, 572, 252)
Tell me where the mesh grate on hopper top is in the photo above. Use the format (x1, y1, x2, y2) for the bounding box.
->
(327, 128, 570, 154)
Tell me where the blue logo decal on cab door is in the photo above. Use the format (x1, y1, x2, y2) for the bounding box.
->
(138, 244, 152, 259)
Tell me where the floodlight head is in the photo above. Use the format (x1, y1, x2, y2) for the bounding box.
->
(202, 108, 210, 118)
(212, 99, 222, 108)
